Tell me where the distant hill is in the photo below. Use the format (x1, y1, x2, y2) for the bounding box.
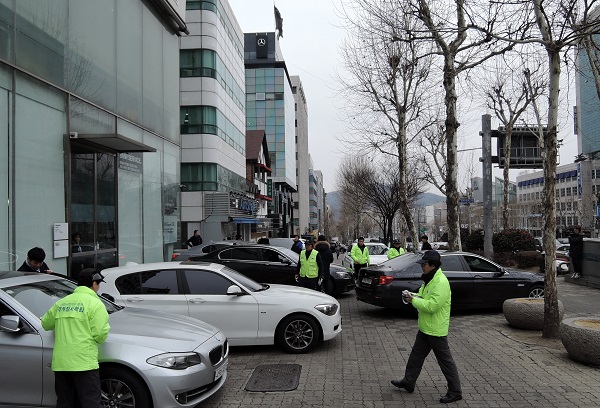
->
(326, 190, 445, 215)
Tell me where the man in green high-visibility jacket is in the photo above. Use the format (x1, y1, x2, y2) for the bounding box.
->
(387, 239, 406, 260)
(390, 250, 462, 404)
(41, 268, 110, 408)
(296, 240, 324, 291)
(350, 237, 370, 278)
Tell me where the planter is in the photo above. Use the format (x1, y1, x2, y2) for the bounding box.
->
(503, 298, 564, 330)
(560, 317, 600, 366)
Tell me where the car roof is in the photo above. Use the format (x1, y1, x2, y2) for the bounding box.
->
(0, 270, 64, 289)
(102, 261, 228, 275)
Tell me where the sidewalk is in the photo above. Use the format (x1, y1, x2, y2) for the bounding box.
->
(201, 281, 600, 408)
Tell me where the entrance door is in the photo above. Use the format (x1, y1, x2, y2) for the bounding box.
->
(70, 145, 118, 276)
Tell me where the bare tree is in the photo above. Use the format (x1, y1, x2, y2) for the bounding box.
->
(336, 155, 424, 244)
(337, 0, 437, 250)
(479, 56, 547, 230)
(470, 0, 600, 338)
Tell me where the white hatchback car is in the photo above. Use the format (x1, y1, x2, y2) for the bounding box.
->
(342, 242, 389, 269)
(101, 261, 342, 353)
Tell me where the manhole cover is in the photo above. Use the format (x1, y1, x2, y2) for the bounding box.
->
(245, 364, 301, 392)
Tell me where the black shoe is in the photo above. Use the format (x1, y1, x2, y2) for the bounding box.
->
(439, 394, 462, 403)
(391, 379, 414, 393)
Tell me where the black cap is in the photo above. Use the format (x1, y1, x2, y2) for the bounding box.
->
(416, 250, 440, 264)
(78, 268, 105, 286)
(305, 240, 314, 246)
(393, 239, 401, 244)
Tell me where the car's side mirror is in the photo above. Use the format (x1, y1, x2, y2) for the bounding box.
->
(280, 258, 291, 265)
(226, 285, 244, 296)
(0, 315, 21, 332)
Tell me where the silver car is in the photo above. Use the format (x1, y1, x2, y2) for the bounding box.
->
(0, 271, 228, 408)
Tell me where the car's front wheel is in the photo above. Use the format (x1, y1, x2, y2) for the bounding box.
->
(101, 366, 152, 408)
(277, 314, 320, 354)
(528, 285, 544, 298)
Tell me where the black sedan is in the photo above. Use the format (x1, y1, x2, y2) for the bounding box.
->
(188, 244, 355, 296)
(355, 251, 545, 311)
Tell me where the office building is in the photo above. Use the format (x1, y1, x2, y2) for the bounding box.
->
(291, 75, 310, 235)
(0, 0, 186, 273)
(244, 32, 296, 237)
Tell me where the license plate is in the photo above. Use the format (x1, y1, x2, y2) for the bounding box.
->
(361, 277, 372, 284)
(214, 362, 227, 381)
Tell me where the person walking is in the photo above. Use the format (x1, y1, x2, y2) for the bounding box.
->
(186, 230, 203, 248)
(568, 225, 584, 279)
(296, 240, 324, 291)
(335, 242, 341, 259)
(291, 235, 303, 254)
(387, 239, 406, 260)
(41, 268, 110, 408)
(351, 237, 370, 278)
(391, 250, 462, 404)
(315, 235, 333, 292)
(18, 247, 53, 273)
(420, 235, 432, 251)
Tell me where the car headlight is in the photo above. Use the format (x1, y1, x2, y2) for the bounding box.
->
(334, 271, 352, 279)
(147, 352, 202, 370)
(315, 303, 338, 316)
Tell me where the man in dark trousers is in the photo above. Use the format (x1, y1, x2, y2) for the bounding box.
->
(296, 240, 324, 291)
(186, 230, 203, 248)
(350, 237, 370, 278)
(41, 268, 110, 408)
(315, 235, 333, 292)
(290, 235, 303, 254)
(18, 247, 53, 273)
(568, 225, 584, 279)
(391, 250, 462, 404)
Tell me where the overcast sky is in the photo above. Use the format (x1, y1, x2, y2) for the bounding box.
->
(228, 0, 579, 194)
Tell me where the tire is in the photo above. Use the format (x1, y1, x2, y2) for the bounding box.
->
(528, 285, 544, 298)
(100, 366, 152, 408)
(277, 314, 320, 354)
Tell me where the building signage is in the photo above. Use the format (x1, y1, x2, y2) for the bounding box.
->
(119, 152, 142, 173)
(230, 195, 258, 215)
(573, 106, 578, 134)
(577, 162, 582, 200)
(267, 179, 273, 197)
(256, 33, 268, 58)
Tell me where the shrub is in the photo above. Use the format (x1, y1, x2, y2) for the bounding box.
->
(463, 229, 484, 251)
(492, 229, 536, 253)
(492, 252, 518, 267)
(514, 251, 542, 269)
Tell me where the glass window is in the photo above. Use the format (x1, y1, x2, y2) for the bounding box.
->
(463, 255, 501, 273)
(115, 273, 142, 295)
(140, 270, 179, 294)
(184, 269, 232, 295)
(261, 249, 284, 262)
(0, 65, 10, 268)
(440, 255, 466, 272)
(223, 247, 260, 261)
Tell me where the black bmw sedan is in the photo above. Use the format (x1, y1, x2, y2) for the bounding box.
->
(188, 244, 355, 296)
(355, 251, 545, 311)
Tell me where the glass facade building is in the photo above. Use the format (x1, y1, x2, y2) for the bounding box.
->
(0, 0, 184, 274)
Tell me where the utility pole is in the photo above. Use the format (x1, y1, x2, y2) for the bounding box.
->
(481, 115, 493, 259)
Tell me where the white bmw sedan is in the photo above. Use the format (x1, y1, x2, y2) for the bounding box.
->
(101, 261, 342, 353)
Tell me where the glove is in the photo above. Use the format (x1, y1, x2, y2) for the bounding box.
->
(318, 277, 323, 286)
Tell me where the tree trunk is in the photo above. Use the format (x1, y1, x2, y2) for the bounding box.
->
(503, 124, 513, 230)
(443, 55, 462, 251)
(541, 48, 560, 339)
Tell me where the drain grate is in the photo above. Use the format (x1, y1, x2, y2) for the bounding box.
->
(245, 364, 301, 392)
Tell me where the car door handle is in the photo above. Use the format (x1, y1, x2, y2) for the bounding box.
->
(125, 297, 144, 302)
(189, 298, 206, 304)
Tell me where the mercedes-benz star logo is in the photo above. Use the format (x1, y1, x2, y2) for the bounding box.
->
(257, 38, 266, 46)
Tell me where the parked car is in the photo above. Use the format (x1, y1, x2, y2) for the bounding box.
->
(191, 244, 355, 296)
(342, 242, 389, 269)
(0, 271, 228, 408)
(172, 240, 246, 261)
(268, 237, 305, 251)
(100, 261, 342, 353)
(355, 251, 545, 311)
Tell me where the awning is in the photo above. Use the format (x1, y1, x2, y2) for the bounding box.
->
(75, 134, 156, 153)
(232, 217, 261, 224)
(256, 194, 273, 201)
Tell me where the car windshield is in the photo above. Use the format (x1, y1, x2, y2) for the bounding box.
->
(217, 265, 265, 292)
(3, 278, 121, 318)
(367, 245, 388, 255)
(384, 252, 422, 268)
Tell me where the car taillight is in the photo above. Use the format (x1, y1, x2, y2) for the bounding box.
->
(171, 253, 178, 260)
(377, 276, 394, 285)
(557, 256, 569, 261)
